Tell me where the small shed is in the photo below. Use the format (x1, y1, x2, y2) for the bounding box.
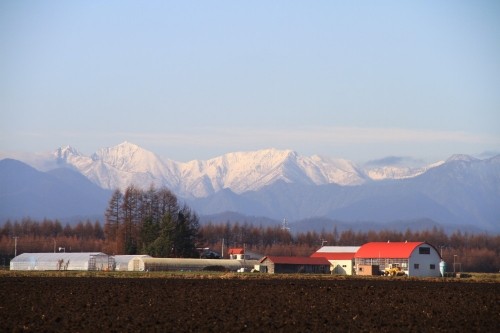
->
(356, 265, 380, 276)
(311, 246, 360, 275)
(259, 256, 330, 274)
(228, 248, 263, 260)
(113, 255, 152, 271)
(10, 252, 113, 271)
(354, 242, 442, 277)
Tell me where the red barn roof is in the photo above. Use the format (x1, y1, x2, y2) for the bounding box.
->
(354, 242, 425, 259)
(260, 256, 330, 265)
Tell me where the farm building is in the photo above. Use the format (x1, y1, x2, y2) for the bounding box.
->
(311, 246, 360, 275)
(113, 255, 152, 271)
(354, 242, 442, 277)
(131, 257, 259, 272)
(10, 253, 113, 271)
(228, 248, 263, 260)
(258, 256, 330, 274)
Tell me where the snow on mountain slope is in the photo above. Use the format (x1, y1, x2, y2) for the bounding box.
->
(54, 142, 178, 191)
(304, 155, 366, 185)
(178, 149, 302, 195)
(47, 143, 369, 197)
(365, 161, 444, 181)
(174, 148, 365, 196)
(8, 142, 474, 199)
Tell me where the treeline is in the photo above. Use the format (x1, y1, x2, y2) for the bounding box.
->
(103, 186, 199, 257)
(0, 218, 106, 256)
(197, 223, 500, 272)
(1, 214, 499, 272)
(0, 186, 200, 258)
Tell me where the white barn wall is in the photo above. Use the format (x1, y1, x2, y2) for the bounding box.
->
(408, 244, 441, 277)
(330, 259, 355, 275)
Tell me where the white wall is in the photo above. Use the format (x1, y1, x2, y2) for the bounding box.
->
(408, 244, 441, 277)
(330, 260, 355, 275)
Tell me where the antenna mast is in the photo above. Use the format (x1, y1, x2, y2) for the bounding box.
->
(281, 218, 290, 232)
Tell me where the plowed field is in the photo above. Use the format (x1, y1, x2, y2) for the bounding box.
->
(1, 276, 498, 332)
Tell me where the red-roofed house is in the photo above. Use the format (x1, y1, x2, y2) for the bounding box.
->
(354, 242, 441, 277)
(259, 256, 330, 274)
(228, 248, 262, 260)
(228, 248, 245, 259)
(311, 246, 360, 275)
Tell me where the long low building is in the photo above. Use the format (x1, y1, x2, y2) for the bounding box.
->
(9, 252, 257, 272)
(10, 253, 113, 271)
(136, 258, 259, 272)
(258, 256, 331, 274)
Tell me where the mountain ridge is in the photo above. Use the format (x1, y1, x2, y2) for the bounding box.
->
(0, 159, 111, 220)
(1, 143, 499, 232)
(16, 142, 448, 197)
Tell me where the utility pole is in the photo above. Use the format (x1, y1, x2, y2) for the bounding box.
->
(13, 237, 19, 257)
(221, 238, 224, 258)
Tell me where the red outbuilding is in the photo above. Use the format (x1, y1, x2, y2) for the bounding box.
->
(259, 256, 330, 274)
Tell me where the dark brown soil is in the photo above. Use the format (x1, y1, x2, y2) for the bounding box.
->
(1, 276, 498, 332)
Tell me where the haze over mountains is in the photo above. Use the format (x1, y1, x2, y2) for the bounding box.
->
(1, 142, 499, 232)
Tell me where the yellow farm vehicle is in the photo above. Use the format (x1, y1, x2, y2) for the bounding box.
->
(384, 264, 406, 276)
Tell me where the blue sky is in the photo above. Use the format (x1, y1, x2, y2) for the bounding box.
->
(1, 1, 499, 163)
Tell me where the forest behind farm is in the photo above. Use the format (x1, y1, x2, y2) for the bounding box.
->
(1, 217, 498, 272)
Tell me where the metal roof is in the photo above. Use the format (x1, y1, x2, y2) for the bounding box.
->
(354, 242, 425, 259)
(315, 246, 360, 253)
(312, 246, 360, 260)
(260, 256, 330, 265)
(310, 252, 356, 260)
(228, 248, 244, 254)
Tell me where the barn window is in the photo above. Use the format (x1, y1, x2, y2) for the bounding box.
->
(414, 264, 419, 269)
(430, 264, 436, 270)
(419, 247, 430, 254)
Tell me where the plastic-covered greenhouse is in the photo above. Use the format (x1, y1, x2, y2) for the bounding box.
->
(10, 253, 113, 271)
(113, 255, 151, 271)
(136, 258, 260, 272)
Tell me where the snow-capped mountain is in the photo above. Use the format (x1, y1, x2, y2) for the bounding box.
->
(2, 142, 499, 231)
(187, 153, 500, 231)
(365, 161, 444, 181)
(5, 142, 450, 198)
(48, 142, 369, 197)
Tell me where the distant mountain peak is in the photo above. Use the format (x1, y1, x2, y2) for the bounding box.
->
(94, 141, 154, 161)
(54, 145, 81, 160)
(445, 154, 478, 163)
(90, 142, 168, 179)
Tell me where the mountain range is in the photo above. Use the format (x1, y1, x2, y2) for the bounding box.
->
(1, 142, 499, 232)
